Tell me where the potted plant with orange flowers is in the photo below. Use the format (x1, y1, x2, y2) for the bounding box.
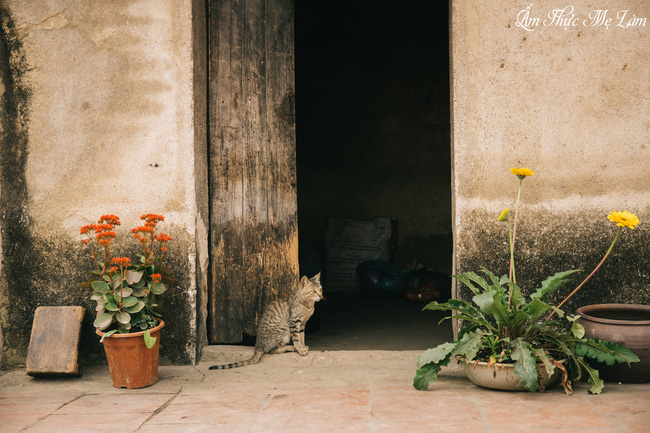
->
(80, 214, 177, 388)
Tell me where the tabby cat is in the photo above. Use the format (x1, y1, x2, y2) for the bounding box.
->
(209, 273, 322, 369)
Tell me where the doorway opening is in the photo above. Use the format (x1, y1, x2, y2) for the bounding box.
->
(295, 1, 453, 350)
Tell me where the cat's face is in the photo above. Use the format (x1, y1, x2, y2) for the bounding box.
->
(300, 272, 323, 302)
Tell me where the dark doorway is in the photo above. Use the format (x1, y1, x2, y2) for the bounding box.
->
(295, 2, 452, 349)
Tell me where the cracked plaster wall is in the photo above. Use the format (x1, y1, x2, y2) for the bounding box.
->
(451, 1, 649, 311)
(0, 0, 207, 365)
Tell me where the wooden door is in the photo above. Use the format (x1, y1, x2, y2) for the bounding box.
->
(208, 0, 299, 343)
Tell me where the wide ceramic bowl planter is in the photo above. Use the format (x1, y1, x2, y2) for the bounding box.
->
(461, 359, 562, 391)
(577, 304, 650, 383)
(97, 320, 164, 389)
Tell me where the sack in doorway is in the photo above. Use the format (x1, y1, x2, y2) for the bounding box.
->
(324, 217, 397, 292)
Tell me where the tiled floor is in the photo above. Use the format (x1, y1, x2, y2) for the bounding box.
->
(1, 349, 649, 433)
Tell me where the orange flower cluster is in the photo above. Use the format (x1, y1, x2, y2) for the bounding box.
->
(80, 224, 94, 235)
(150, 273, 162, 283)
(155, 233, 173, 243)
(111, 257, 131, 268)
(80, 216, 121, 247)
(141, 214, 164, 224)
(99, 215, 121, 225)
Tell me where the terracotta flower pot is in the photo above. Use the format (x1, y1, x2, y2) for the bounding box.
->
(461, 358, 563, 391)
(577, 304, 650, 383)
(96, 320, 164, 389)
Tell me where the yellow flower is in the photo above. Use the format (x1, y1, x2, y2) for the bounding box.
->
(607, 211, 640, 230)
(510, 167, 535, 179)
(497, 208, 509, 222)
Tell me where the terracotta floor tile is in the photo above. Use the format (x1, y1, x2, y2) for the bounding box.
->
(257, 410, 367, 433)
(587, 389, 650, 415)
(0, 425, 23, 433)
(54, 393, 174, 414)
(605, 413, 650, 433)
(370, 418, 489, 433)
(264, 389, 369, 412)
(146, 404, 260, 425)
(371, 392, 483, 423)
(481, 400, 612, 429)
(22, 413, 149, 432)
(0, 391, 78, 404)
(138, 423, 251, 433)
(173, 390, 271, 408)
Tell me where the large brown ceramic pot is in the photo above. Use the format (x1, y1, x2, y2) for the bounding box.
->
(576, 304, 650, 383)
(97, 320, 164, 389)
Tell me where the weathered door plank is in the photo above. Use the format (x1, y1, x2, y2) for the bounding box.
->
(208, 0, 298, 343)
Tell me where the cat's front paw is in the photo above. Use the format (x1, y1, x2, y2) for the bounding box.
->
(298, 346, 309, 356)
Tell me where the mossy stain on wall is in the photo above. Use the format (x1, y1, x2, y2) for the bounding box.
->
(455, 209, 650, 316)
(0, 5, 34, 366)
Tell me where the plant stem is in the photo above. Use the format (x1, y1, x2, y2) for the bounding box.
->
(509, 179, 523, 284)
(508, 220, 516, 287)
(546, 227, 623, 321)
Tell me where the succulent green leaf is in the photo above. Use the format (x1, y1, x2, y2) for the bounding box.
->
(131, 278, 146, 289)
(125, 300, 145, 313)
(112, 278, 122, 290)
(131, 286, 148, 297)
(152, 282, 166, 295)
(91, 280, 110, 293)
(90, 293, 103, 301)
(93, 312, 114, 330)
(143, 330, 157, 349)
(103, 275, 111, 282)
(99, 329, 118, 343)
(125, 270, 144, 285)
(511, 339, 538, 392)
(116, 311, 131, 324)
(530, 270, 580, 301)
(120, 287, 133, 298)
(105, 301, 119, 311)
(118, 322, 131, 333)
(121, 296, 138, 308)
(95, 302, 106, 312)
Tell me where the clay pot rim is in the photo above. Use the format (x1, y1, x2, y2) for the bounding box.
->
(96, 319, 165, 338)
(457, 356, 565, 368)
(577, 304, 650, 326)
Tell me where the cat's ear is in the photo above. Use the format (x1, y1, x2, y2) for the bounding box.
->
(300, 276, 309, 287)
(311, 272, 321, 282)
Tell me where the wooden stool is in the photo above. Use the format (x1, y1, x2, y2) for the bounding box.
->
(26, 306, 85, 376)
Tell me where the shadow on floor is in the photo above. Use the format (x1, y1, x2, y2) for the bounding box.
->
(306, 292, 452, 351)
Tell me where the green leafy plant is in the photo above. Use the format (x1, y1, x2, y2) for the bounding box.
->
(414, 168, 640, 394)
(80, 214, 177, 347)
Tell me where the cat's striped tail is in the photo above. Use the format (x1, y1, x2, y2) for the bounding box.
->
(208, 348, 264, 370)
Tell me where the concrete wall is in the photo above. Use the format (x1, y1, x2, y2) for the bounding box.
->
(0, 0, 207, 365)
(451, 1, 649, 310)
